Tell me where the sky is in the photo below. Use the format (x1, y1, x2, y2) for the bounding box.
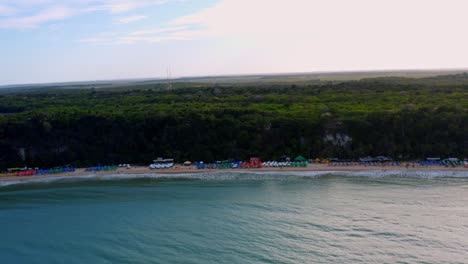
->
(1, 0, 468, 85)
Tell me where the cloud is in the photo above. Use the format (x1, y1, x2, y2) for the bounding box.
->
(0, 5, 74, 29)
(166, 0, 468, 72)
(130, 26, 188, 36)
(171, 0, 468, 39)
(79, 0, 468, 73)
(91, 0, 180, 14)
(119, 35, 189, 43)
(116, 15, 147, 24)
(79, 37, 107, 43)
(0, 0, 178, 29)
(0, 5, 17, 16)
(84, 0, 183, 14)
(170, 0, 313, 37)
(79, 25, 194, 44)
(102, 2, 139, 14)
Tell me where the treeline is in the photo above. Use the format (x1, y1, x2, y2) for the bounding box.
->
(0, 76, 466, 168)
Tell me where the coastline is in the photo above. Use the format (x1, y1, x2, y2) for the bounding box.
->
(1, 164, 466, 184)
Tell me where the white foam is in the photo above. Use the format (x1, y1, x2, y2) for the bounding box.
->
(0, 170, 467, 188)
(238, 170, 468, 179)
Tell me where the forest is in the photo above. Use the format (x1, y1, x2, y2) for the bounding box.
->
(0, 73, 466, 168)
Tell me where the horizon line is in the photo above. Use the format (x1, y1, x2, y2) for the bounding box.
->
(1, 67, 468, 88)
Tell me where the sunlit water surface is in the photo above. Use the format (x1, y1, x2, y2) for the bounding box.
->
(1, 172, 468, 263)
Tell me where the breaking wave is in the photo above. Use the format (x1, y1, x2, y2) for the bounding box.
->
(0, 170, 467, 188)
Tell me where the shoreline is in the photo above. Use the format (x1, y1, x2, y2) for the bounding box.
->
(1, 164, 466, 183)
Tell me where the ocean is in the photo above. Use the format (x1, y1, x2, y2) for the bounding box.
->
(1, 171, 468, 263)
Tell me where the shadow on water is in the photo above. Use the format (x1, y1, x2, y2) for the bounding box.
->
(0, 177, 208, 211)
(0, 177, 201, 194)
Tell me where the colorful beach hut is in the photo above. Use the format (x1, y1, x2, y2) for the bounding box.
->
(293, 155, 308, 167)
(294, 155, 307, 162)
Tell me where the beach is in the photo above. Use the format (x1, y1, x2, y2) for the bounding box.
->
(1, 164, 466, 183)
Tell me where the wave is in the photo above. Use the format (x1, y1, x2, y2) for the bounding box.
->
(0, 170, 467, 188)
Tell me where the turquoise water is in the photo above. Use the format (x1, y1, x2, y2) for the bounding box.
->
(1, 172, 468, 263)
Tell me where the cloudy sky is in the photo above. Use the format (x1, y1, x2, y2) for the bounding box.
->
(1, 0, 467, 85)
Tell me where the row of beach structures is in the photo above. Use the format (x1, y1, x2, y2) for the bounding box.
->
(85, 165, 118, 172)
(263, 155, 308, 167)
(2, 156, 466, 177)
(194, 156, 309, 170)
(148, 155, 467, 170)
(149, 158, 175, 170)
(328, 156, 467, 167)
(0, 166, 76, 177)
(419, 157, 466, 167)
(327, 156, 402, 166)
(194, 158, 261, 170)
(191, 156, 467, 170)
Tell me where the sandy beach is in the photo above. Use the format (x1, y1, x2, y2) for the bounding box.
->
(1, 164, 466, 183)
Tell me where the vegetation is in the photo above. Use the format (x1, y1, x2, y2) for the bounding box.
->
(0, 74, 466, 168)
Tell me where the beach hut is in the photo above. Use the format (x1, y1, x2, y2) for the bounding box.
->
(195, 161, 205, 169)
(375, 156, 392, 162)
(294, 155, 307, 162)
(153, 157, 174, 164)
(292, 155, 308, 167)
(249, 157, 262, 168)
(150, 157, 175, 169)
(359, 156, 375, 163)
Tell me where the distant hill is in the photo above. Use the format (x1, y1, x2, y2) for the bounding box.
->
(2, 69, 468, 93)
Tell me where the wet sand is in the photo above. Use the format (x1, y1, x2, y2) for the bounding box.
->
(1, 164, 466, 182)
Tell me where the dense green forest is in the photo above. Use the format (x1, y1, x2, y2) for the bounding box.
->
(0, 74, 466, 168)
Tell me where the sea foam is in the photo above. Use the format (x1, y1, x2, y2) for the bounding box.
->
(0, 170, 467, 188)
